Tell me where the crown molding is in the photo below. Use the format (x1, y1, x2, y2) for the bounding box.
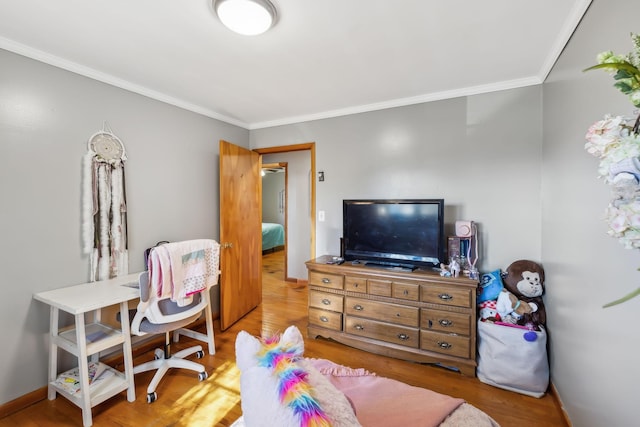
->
(248, 76, 543, 130)
(0, 36, 250, 129)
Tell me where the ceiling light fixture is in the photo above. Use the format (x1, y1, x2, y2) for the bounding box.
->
(212, 0, 277, 36)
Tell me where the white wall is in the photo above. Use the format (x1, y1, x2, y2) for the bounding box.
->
(0, 48, 249, 405)
(543, 0, 640, 425)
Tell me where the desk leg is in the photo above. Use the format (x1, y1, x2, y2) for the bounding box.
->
(76, 313, 93, 427)
(119, 301, 136, 402)
(75, 313, 93, 427)
(47, 307, 59, 400)
(203, 292, 216, 355)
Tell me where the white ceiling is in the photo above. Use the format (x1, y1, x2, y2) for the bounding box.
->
(0, 0, 592, 130)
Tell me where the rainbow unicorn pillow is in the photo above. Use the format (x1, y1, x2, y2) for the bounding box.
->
(235, 325, 361, 427)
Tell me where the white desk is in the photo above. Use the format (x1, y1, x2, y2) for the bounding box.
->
(33, 272, 141, 427)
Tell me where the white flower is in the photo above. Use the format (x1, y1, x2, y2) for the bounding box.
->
(596, 133, 640, 182)
(585, 115, 626, 158)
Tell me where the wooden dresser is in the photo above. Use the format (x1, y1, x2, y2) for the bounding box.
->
(306, 256, 479, 376)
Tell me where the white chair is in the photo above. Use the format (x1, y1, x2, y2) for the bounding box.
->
(125, 270, 216, 403)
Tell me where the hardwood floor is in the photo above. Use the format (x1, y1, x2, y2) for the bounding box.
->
(0, 251, 569, 426)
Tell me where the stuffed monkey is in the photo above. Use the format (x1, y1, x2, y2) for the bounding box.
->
(503, 260, 546, 328)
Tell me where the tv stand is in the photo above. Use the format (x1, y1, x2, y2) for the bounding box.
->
(306, 255, 479, 376)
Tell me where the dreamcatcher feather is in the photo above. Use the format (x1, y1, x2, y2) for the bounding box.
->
(82, 123, 128, 281)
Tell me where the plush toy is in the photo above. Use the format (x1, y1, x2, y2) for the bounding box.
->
(495, 289, 538, 325)
(503, 260, 546, 328)
(477, 269, 504, 303)
(478, 299, 501, 322)
(235, 326, 361, 427)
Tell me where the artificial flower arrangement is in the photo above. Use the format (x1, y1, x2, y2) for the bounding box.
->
(584, 33, 640, 307)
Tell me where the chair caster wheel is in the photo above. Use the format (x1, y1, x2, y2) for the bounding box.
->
(154, 349, 164, 360)
(196, 350, 205, 359)
(147, 392, 157, 403)
(198, 371, 208, 381)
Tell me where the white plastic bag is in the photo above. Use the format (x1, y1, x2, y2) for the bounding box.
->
(476, 321, 549, 397)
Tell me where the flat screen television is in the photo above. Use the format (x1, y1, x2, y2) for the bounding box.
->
(342, 199, 444, 270)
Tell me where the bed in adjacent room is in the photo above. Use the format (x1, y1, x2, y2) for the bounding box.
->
(262, 222, 284, 252)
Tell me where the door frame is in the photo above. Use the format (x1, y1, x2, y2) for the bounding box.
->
(254, 143, 316, 278)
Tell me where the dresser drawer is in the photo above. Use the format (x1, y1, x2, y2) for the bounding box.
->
(368, 279, 392, 297)
(392, 281, 420, 301)
(309, 290, 344, 312)
(421, 285, 472, 308)
(344, 275, 367, 293)
(309, 307, 342, 331)
(345, 297, 419, 327)
(345, 317, 419, 348)
(420, 330, 470, 358)
(309, 271, 344, 290)
(421, 309, 471, 336)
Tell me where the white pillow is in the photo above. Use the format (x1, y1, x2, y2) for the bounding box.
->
(235, 326, 360, 427)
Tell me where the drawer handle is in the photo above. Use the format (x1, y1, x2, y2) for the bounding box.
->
(322, 278, 331, 284)
(354, 283, 359, 288)
(437, 341, 452, 349)
(354, 324, 364, 330)
(353, 304, 364, 311)
(397, 333, 410, 341)
(319, 316, 329, 323)
(403, 290, 409, 295)
(438, 293, 453, 300)
(321, 298, 331, 305)
(439, 319, 453, 327)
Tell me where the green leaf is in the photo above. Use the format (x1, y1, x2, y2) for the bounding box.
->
(584, 62, 640, 77)
(615, 69, 633, 79)
(603, 287, 640, 308)
(614, 81, 634, 94)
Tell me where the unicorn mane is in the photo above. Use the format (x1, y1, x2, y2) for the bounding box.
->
(257, 334, 332, 427)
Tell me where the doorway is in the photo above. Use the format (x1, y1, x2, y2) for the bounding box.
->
(255, 143, 316, 283)
(261, 162, 287, 280)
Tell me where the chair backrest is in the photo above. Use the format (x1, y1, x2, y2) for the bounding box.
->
(131, 271, 211, 336)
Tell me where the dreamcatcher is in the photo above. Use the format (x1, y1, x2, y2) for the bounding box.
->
(82, 122, 128, 281)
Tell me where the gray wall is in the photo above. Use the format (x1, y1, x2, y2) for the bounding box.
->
(252, 88, 543, 274)
(543, 0, 640, 425)
(262, 151, 312, 280)
(0, 48, 248, 404)
(262, 172, 284, 225)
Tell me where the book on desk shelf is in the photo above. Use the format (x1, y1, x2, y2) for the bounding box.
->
(53, 362, 113, 395)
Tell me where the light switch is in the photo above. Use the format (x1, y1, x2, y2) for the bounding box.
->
(318, 211, 325, 222)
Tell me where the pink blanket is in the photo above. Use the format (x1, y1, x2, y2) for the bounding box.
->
(308, 359, 464, 427)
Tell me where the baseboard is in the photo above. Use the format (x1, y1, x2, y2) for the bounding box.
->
(550, 382, 572, 427)
(262, 246, 284, 255)
(0, 318, 212, 418)
(0, 387, 47, 419)
(286, 278, 307, 289)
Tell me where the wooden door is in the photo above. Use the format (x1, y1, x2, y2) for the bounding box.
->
(219, 140, 262, 330)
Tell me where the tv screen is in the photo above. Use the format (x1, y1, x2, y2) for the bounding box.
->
(343, 199, 444, 270)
